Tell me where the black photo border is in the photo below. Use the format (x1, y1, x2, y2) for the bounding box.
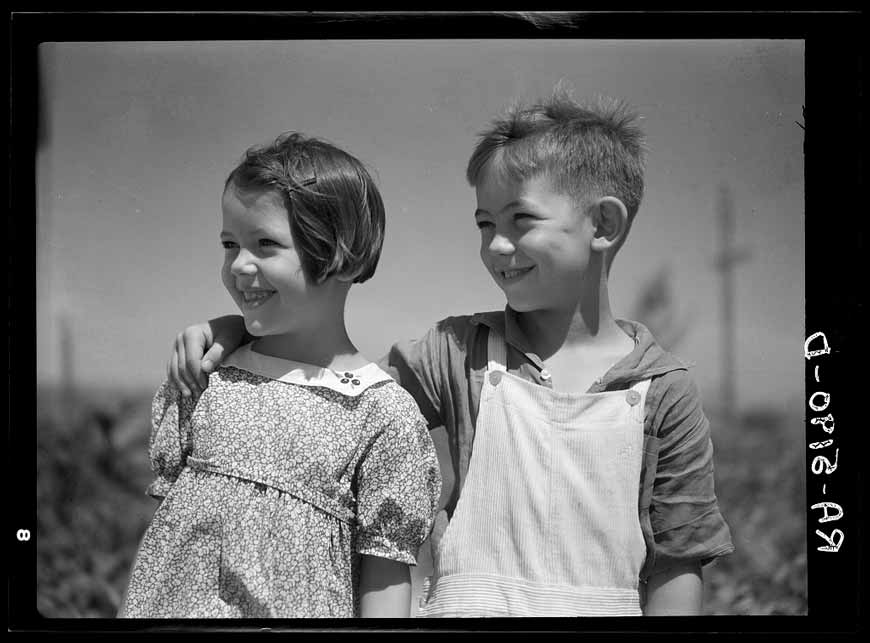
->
(9, 8, 865, 637)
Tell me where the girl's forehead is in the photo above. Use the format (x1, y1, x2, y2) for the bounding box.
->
(222, 186, 286, 213)
(221, 191, 292, 237)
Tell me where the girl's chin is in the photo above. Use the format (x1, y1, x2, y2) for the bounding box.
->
(242, 318, 266, 335)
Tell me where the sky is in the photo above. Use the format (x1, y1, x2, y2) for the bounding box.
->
(36, 39, 805, 415)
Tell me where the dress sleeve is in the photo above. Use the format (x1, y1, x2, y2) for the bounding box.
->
(146, 379, 196, 499)
(645, 371, 735, 577)
(354, 389, 442, 565)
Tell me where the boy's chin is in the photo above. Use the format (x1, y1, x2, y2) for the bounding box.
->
(501, 295, 539, 313)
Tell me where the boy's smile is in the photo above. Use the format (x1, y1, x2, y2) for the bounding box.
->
(499, 266, 535, 282)
(474, 172, 597, 314)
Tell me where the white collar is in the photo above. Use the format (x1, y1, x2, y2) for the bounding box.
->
(222, 343, 394, 397)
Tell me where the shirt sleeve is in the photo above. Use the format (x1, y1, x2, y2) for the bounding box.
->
(146, 379, 195, 499)
(354, 389, 442, 566)
(380, 325, 448, 430)
(645, 371, 735, 577)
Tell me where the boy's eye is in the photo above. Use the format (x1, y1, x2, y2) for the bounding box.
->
(221, 240, 237, 249)
(475, 220, 493, 229)
(259, 239, 280, 247)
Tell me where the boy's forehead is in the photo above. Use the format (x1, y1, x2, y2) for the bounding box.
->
(475, 171, 566, 208)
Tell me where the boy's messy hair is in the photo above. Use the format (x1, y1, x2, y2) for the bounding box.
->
(225, 132, 385, 284)
(466, 86, 646, 265)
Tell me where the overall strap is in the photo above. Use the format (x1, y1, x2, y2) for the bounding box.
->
(485, 327, 507, 373)
(628, 378, 652, 397)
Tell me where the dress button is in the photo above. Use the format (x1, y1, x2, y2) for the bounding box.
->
(489, 371, 503, 386)
(626, 389, 641, 406)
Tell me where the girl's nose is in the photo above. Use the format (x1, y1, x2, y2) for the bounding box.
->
(230, 250, 258, 277)
(488, 232, 515, 255)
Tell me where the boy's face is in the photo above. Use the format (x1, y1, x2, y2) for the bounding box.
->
(474, 172, 597, 314)
(220, 187, 332, 337)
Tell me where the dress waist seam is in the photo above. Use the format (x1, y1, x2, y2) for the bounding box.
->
(184, 457, 356, 524)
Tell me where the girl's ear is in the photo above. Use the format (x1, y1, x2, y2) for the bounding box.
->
(334, 267, 362, 284)
(590, 196, 628, 252)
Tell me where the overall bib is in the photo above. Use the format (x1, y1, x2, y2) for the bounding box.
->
(419, 330, 650, 617)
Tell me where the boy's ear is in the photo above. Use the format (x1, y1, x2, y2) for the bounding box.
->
(590, 196, 628, 252)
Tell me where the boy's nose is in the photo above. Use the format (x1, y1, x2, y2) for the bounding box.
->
(488, 233, 515, 255)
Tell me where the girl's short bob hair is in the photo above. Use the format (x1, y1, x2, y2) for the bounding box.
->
(225, 132, 385, 284)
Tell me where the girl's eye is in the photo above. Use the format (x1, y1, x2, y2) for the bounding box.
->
(259, 239, 280, 247)
(515, 212, 535, 222)
(221, 240, 237, 249)
(475, 220, 493, 230)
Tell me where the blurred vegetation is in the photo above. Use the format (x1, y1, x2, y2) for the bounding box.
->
(36, 383, 806, 618)
(703, 406, 807, 615)
(36, 387, 154, 617)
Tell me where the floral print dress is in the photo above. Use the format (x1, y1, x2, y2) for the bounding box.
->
(119, 343, 441, 618)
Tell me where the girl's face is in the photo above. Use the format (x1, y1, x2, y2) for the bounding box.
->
(220, 187, 331, 338)
(474, 172, 596, 315)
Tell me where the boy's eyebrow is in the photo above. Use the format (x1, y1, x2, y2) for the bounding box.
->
(474, 200, 528, 217)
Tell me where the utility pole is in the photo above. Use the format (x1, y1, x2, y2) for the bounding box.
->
(59, 311, 75, 419)
(714, 183, 751, 425)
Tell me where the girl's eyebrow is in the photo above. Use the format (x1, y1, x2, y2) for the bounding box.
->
(221, 226, 282, 237)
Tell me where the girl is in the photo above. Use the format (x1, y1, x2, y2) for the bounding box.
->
(119, 133, 441, 618)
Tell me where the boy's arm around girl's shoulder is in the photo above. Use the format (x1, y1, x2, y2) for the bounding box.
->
(378, 315, 477, 431)
(146, 379, 197, 501)
(644, 368, 735, 577)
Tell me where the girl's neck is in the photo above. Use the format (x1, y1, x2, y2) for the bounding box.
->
(251, 320, 369, 371)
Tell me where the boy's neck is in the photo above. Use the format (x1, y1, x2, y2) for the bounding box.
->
(515, 277, 629, 361)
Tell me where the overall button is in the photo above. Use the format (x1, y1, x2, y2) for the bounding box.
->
(626, 389, 641, 406)
(489, 371, 503, 386)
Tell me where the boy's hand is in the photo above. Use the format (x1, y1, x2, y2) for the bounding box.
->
(166, 315, 247, 397)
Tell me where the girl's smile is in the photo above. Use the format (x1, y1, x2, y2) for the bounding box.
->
(238, 289, 277, 308)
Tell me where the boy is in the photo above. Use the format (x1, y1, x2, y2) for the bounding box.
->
(166, 89, 733, 616)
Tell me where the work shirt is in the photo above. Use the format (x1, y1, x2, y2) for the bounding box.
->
(380, 308, 734, 581)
